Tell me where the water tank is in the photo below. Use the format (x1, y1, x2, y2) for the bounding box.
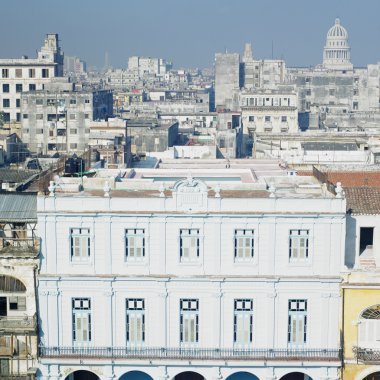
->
(65, 155, 85, 174)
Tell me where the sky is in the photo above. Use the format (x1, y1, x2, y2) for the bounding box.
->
(1, 0, 380, 69)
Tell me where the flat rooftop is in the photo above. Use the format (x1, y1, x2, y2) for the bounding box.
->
(51, 164, 336, 200)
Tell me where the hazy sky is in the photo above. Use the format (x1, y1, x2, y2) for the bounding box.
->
(1, 0, 380, 69)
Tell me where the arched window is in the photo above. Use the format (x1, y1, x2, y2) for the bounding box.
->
(359, 305, 380, 348)
(361, 305, 380, 319)
(0, 275, 26, 292)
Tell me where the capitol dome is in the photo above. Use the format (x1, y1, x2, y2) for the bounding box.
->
(327, 18, 348, 38)
(323, 18, 353, 70)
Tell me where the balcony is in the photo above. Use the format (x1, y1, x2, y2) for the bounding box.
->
(39, 346, 341, 361)
(353, 346, 380, 362)
(0, 315, 37, 333)
(0, 358, 36, 379)
(0, 237, 40, 258)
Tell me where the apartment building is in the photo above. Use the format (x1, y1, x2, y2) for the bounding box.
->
(21, 80, 113, 154)
(37, 167, 345, 380)
(0, 34, 63, 125)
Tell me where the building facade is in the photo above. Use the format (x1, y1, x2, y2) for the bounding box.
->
(0, 193, 39, 379)
(21, 80, 113, 154)
(37, 169, 345, 380)
(0, 34, 63, 124)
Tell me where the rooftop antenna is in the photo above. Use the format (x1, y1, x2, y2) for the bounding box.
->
(105, 50, 109, 70)
(271, 40, 274, 59)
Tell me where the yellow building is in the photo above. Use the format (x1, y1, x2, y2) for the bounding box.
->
(314, 171, 380, 380)
(342, 272, 380, 380)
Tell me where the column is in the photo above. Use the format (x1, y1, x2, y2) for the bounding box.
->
(211, 291, 222, 348)
(103, 290, 114, 347)
(48, 290, 60, 346)
(158, 291, 168, 347)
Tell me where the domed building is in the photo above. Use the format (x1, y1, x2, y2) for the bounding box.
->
(323, 18, 353, 70)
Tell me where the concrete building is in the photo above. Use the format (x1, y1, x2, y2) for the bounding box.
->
(215, 53, 242, 111)
(240, 89, 298, 133)
(126, 119, 179, 155)
(289, 19, 380, 130)
(0, 193, 39, 379)
(21, 80, 113, 154)
(37, 166, 345, 380)
(0, 34, 64, 124)
(242, 43, 286, 90)
(128, 56, 172, 78)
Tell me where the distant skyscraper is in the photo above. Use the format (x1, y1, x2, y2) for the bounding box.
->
(105, 50, 109, 70)
(242, 42, 253, 63)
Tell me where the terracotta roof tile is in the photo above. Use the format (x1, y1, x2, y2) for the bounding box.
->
(325, 172, 380, 188)
(345, 187, 380, 215)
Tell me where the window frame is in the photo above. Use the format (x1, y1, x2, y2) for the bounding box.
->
(234, 229, 255, 262)
(126, 298, 145, 347)
(72, 298, 91, 346)
(125, 228, 145, 262)
(234, 299, 253, 348)
(179, 229, 200, 263)
(70, 228, 91, 262)
(289, 229, 309, 263)
(287, 299, 307, 348)
(180, 298, 199, 347)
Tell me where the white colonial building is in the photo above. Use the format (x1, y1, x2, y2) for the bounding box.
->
(37, 167, 345, 380)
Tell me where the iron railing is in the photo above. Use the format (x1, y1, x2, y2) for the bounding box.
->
(0, 237, 40, 256)
(39, 346, 341, 361)
(0, 315, 37, 331)
(353, 346, 380, 362)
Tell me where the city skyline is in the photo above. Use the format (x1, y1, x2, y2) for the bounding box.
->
(1, 0, 379, 69)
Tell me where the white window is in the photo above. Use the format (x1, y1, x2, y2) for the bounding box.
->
(289, 229, 309, 262)
(234, 229, 254, 262)
(288, 299, 307, 348)
(234, 299, 253, 348)
(180, 299, 199, 347)
(126, 299, 145, 347)
(180, 229, 199, 262)
(72, 298, 91, 346)
(125, 229, 145, 261)
(70, 228, 90, 261)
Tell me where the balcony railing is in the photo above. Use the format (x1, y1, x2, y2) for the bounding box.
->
(353, 346, 380, 362)
(39, 346, 341, 361)
(0, 315, 37, 332)
(0, 237, 40, 257)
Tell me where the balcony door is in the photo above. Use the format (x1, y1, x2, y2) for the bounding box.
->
(359, 320, 380, 348)
(359, 305, 380, 349)
(288, 300, 307, 349)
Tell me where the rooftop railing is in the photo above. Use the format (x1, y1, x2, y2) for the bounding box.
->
(39, 346, 341, 361)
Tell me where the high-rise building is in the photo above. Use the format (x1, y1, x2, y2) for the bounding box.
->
(0, 34, 64, 124)
(214, 53, 241, 111)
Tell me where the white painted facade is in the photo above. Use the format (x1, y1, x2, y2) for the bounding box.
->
(37, 171, 345, 380)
